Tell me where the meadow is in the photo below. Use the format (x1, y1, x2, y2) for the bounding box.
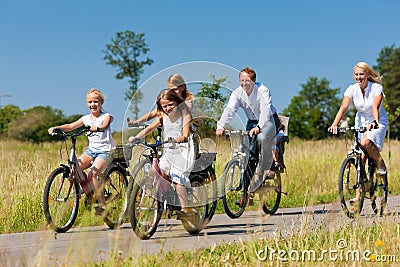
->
(0, 135, 399, 265)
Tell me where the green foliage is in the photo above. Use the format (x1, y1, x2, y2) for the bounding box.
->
(194, 74, 229, 137)
(103, 30, 154, 119)
(0, 105, 22, 135)
(282, 77, 341, 139)
(374, 44, 400, 138)
(6, 106, 80, 143)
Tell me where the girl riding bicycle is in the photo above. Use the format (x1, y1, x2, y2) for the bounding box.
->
(129, 89, 195, 215)
(48, 88, 115, 216)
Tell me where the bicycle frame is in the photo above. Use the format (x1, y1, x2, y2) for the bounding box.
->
(341, 127, 370, 187)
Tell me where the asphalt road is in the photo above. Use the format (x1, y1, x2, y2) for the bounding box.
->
(1, 197, 399, 266)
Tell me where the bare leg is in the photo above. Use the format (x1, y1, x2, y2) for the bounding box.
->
(89, 157, 108, 209)
(361, 136, 386, 171)
(175, 183, 188, 212)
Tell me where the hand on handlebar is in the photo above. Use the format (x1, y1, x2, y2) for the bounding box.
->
(249, 126, 260, 137)
(367, 120, 379, 131)
(328, 125, 338, 134)
(128, 136, 141, 144)
(216, 128, 225, 136)
(48, 127, 61, 135)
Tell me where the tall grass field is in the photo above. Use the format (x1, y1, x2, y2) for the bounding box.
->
(0, 135, 399, 266)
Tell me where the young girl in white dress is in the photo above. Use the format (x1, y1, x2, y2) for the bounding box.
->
(129, 89, 195, 214)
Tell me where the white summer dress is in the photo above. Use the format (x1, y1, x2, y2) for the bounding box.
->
(344, 81, 388, 151)
(158, 114, 195, 188)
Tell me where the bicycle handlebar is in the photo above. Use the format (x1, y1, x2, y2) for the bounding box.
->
(52, 125, 104, 138)
(223, 130, 250, 136)
(130, 137, 185, 149)
(338, 126, 368, 134)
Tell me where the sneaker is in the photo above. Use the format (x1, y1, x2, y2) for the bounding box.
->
(95, 206, 107, 217)
(247, 193, 254, 206)
(349, 198, 360, 211)
(176, 209, 198, 221)
(265, 170, 275, 178)
(377, 168, 387, 176)
(235, 194, 246, 206)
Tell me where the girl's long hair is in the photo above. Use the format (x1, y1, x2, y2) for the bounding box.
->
(167, 73, 194, 101)
(156, 89, 189, 119)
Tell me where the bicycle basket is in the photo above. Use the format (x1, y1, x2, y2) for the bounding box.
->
(111, 145, 133, 162)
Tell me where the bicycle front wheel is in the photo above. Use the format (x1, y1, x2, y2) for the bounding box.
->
(338, 157, 365, 218)
(102, 165, 129, 229)
(260, 172, 282, 215)
(43, 166, 80, 233)
(128, 159, 162, 240)
(369, 163, 388, 216)
(221, 159, 247, 219)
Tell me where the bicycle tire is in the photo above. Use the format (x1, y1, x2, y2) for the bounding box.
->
(203, 167, 217, 223)
(43, 166, 80, 233)
(369, 162, 388, 216)
(128, 159, 162, 240)
(102, 165, 129, 229)
(338, 157, 365, 218)
(260, 171, 282, 215)
(181, 176, 208, 234)
(221, 159, 247, 219)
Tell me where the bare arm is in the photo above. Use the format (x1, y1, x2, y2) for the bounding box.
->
(177, 111, 192, 143)
(48, 119, 84, 134)
(129, 116, 162, 142)
(328, 96, 351, 134)
(372, 93, 383, 123)
(129, 109, 158, 125)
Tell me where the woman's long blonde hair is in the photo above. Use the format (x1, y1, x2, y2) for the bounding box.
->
(167, 74, 194, 101)
(353, 62, 382, 84)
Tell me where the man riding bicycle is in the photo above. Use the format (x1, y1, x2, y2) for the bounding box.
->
(216, 67, 277, 203)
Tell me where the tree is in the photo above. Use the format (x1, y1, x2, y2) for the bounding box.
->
(374, 44, 400, 139)
(282, 77, 341, 139)
(103, 30, 154, 119)
(0, 105, 22, 135)
(6, 106, 76, 143)
(194, 74, 229, 137)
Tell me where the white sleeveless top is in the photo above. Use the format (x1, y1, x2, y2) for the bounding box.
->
(81, 112, 115, 152)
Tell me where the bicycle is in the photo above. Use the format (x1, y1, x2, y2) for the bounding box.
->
(127, 136, 217, 240)
(337, 126, 388, 218)
(221, 130, 288, 218)
(43, 126, 129, 233)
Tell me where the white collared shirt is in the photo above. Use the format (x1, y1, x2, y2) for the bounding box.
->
(217, 84, 272, 130)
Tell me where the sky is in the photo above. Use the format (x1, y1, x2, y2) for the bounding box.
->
(1, 0, 399, 132)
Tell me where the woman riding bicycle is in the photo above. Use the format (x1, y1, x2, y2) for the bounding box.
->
(129, 89, 195, 215)
(48, 88, 115, 216)
(328, 62, 389, 204)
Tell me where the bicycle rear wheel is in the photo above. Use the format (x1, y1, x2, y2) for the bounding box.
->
(260, 171, 282, 215)
(128, 160, 162, 240)
(181, 176, 209, 234)
(221, 160, 247, 219)
(369, 162, 388, 216)
(102, 165, 129, 229)
(43, 166, 80, 233)
(338, 157, 365, 218)
(203, 167, 217, 223)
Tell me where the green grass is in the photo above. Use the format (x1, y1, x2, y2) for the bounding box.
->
(0, 137, 399, 233)
(1, 136, 399, 266)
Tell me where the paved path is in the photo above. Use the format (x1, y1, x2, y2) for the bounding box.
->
(1, 197, 399, 266)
